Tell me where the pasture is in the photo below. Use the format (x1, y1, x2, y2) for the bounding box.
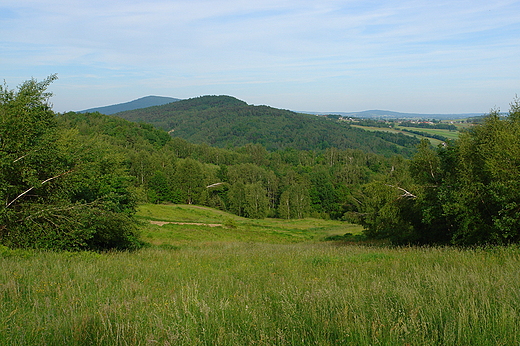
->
(351, 124, 461, 146)
(1, 204, 519, 345)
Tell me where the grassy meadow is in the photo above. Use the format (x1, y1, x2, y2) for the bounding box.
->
(351, 124, 463, 146)
(136, 204, 363, 245)
(1, 204, 519, 345)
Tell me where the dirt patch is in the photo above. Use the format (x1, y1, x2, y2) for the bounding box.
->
(149, 220, 223, 227)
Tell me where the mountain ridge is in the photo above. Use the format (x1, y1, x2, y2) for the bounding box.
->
(78, 95, 484, 120)
(78, 96, 181, 115)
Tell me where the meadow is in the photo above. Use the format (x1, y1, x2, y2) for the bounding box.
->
(1, 204, 519, 345)
(351, 123, 462, 146)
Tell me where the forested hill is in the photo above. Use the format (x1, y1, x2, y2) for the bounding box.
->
(112, 95, 420, 157)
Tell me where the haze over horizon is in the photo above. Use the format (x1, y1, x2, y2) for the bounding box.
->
(2, 0, 519, 114)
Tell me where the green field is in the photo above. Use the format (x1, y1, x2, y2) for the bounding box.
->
(137, 204, 363, 245)
(1, 204, 519, 345)
(351, 124, 460, 146)
(395, 126, 460, 140)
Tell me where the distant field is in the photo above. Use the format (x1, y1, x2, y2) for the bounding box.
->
(395, 126, 460, 140)
(2, 204, 519, 345)
(351, 125, 444, 145)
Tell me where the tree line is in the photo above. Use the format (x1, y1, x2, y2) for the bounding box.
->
(2, 76, 519, 250)
(59, 111, 404, 221)
(356, 101, 520, 245)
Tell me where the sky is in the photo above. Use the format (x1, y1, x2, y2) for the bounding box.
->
(1, 0, 520, 114)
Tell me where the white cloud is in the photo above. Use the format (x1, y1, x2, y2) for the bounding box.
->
(1, 0, 520, 113)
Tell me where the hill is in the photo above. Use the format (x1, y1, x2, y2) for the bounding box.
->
(112, 95, 421, 157)
(78, 95, 180, 115)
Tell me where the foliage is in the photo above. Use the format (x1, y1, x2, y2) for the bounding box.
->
(0, 77, 141, 250)
(356, 99, 520, 245)
(446, 104, 520, 244)
(113, 95, 419, 157)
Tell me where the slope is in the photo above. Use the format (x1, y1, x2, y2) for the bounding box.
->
(79, 95, 180, 115)
(113, 95, 420, 157)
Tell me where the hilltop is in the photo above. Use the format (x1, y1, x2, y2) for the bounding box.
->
(78, 95, 180, 115)
(111, 95, 420, 157)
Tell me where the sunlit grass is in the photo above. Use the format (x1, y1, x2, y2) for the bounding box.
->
(351, 124, 459, 146)
(1, 244, 519, 345)
(136, 204, 363, 245)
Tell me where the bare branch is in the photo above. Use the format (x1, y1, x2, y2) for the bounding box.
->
(13, 153, 30, 163)
(206, 182, 224, 188)
(385, 184, 417, 199)
(40, 170, 73, 184)
(5, 187, 34, 208)
(13, 148, 42, 163)
(5, 170, 73, 208)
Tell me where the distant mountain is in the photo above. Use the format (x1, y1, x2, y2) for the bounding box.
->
(112, 95, 421, 157)
(78, 96, 181, 115)
(305, 110, 484, 120)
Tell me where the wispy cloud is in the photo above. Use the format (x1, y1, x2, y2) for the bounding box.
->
(1, 0, 519, 113)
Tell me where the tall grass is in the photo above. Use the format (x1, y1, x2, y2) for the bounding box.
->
(1, 244, 519, 345)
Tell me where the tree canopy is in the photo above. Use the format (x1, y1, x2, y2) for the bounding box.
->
(356, 99, 520, 245)
(113, 95, 420, 157)
(0, 76, 141, 250)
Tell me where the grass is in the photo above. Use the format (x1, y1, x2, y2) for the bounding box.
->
(1, 205, 519, 345)
(395, 127, 460, 140)
(351, 124, 460, 146)
(1, 244, 519, 345)
(136, 204, 363, 246)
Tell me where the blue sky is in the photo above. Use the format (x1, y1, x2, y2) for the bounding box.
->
(1, 0, 519, 113)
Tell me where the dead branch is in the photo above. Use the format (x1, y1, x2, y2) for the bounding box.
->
(5, 170, 73, 208)
(5, 187, 34, 208)
(206, 182, 224, 188)
(385, 184, 417, 199)
(13, 153, 30, 163)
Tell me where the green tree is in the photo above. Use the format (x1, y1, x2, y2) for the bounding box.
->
(447, 105, 520, 244)
(309, 166, 340, 218)
(147, 170, 181, 203)
(357, 182, 416, 244)
(0, 76, 141, 250)
(278, 184, 311, 219)
(365, 100, 520, 245)
(227, 182, 246, 217)
(173, 158, 206, 204)
(244, 183, 269, 219)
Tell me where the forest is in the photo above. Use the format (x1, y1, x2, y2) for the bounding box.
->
(112, 95, 421, 156)
(1, 76, 520, 250)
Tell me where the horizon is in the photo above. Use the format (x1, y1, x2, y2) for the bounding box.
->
(2, 1, 519, 114)
(79, 94, 487, 117)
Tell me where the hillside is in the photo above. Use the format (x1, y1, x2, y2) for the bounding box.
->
(112, 95, 420, 157)
(137, 204, 362, 245)
(78, 95, 180, 115)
